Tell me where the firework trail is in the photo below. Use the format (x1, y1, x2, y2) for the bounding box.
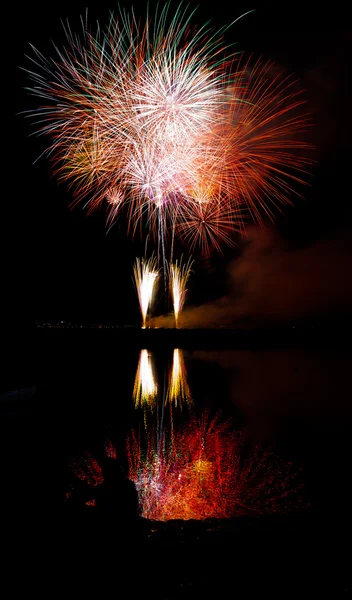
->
(133, 255, 159, 328)
(23, 3, 313, 257)
(127, 411, 304, 521)
(169, 256, 194, 327)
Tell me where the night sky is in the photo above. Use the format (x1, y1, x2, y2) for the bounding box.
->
(14, 2, 351, 326)
(8, 10, 352, 586)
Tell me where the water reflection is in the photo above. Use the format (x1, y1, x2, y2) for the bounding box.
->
(70, 348, 306, 521)
(127, 412, 303, 521)
(166, 348, 192, 409)
(133, 349, 158, 410)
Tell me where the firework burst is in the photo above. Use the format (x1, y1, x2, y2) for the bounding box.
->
(177, 197, 243, 255)
(105, 187, 124, 231)
(23, 3, 313, 256)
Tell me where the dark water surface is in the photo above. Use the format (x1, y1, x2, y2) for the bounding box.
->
(7, 330, 352, 596)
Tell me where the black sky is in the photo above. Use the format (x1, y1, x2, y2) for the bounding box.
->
(13, 2, 351, 325)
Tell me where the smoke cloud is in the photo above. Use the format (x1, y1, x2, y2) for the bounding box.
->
(150, 225, 352, 328)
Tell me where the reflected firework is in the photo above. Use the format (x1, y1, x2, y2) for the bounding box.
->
(133, 255, 159, 328)
(166, 348, 192, 409)
(127, 412, 304, 521)
(133, 349, 158, 411)
(70, 451, 104, 487)
(169, 256, 194, 327)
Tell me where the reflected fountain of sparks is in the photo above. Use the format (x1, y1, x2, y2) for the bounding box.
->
(133, 350, 158, 414)
(166, 348, 192, 409)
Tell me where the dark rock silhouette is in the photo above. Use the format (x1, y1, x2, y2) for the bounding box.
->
(65, 452, 143, 548)
(95, 456, 140, 526)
